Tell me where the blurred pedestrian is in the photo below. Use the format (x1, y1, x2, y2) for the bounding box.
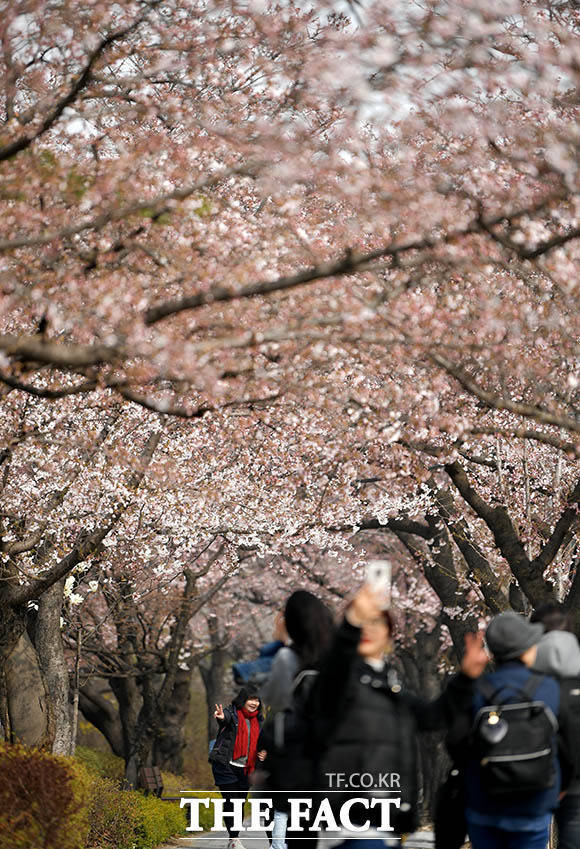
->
(531, 603, 580, 849)
(258, 590, 336, 849)
(450, 610, 574, 849)
(310, 583, 487, 849)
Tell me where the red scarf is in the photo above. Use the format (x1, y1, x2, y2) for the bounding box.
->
(232, 707, 260, 774)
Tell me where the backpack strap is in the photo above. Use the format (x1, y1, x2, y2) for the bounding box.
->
(518, 671, 546, 700)
(477, 671, 546, 706)
(476, 677, 506, 704)
(292, 668, 318, 694)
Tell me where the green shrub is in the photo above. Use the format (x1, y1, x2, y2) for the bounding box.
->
(179, 791, 220, 832)
(0, 743, 90, 849)
(84, 775, 139, 849)
(75, 745, 125, 782)
(134, 795, 185, 848)
(160, 768, 182, 796)
(0, 743, 186, 849)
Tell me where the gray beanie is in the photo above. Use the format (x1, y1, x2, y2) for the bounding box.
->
(486, 611, 544, 662)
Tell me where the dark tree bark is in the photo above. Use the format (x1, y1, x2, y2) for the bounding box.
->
(430, 484, 509, 615)
(198, 613, 230, 747)
(3, 630, 51, 745)
(78, 552, 230, 785)
(444, 460, 565, 607)
(399, 621, 450, 824)
(153, 666, 193, 773)
(0, 426, 161, 751)
(35, 579, 71, 754)
(78, 680, 124, 757)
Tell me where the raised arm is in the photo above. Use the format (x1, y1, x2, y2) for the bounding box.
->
(405, 632, 488, 731)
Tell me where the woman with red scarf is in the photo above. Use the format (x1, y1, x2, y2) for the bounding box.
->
(209, 686, 265, 849)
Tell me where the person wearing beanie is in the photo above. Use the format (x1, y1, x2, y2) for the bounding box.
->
(209, 687, 265, 849)
(485, 610, 545, 664)
(449, 610, 575, 849)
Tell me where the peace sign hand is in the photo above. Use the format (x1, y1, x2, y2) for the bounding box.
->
(214, 703, 225, 720)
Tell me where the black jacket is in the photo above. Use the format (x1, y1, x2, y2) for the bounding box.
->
(209, 704, 263, 766)
(311, 619, 474, 834)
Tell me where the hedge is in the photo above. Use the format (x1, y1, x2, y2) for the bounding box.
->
(75, 745, 125, 781)
(0, 743, 90, 849)
(0, 743, 187, 849)
(78, 749, 185, 848)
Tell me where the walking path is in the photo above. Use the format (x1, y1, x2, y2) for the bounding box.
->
(162, 824, 269, 849)
(162, 828, 435, 848)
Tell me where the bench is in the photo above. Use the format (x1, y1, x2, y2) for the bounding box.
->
(139, 766, 164, 797)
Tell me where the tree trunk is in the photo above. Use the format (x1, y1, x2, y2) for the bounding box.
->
(399, 623, 449, 824)
(110, 674, 142, 786)
(36, 579, 72, 754)
(199, 614, 229, 747)
(153, 666, 192, 773)
(4, 630, 50, 745)
(78, 680, 125, 757)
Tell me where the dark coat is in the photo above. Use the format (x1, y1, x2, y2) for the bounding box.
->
(209, 704, 264, 766)
(311, 619, 474, 835)
(209, 704, 239, 766)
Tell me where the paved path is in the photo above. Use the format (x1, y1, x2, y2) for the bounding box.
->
(162, 828, 435, 849)
(162, 824, 270, 849)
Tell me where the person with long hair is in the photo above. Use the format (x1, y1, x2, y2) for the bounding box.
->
(262, 591, 336, 713)
(209, 686, 265, 849)
(258, 590, 336, 849)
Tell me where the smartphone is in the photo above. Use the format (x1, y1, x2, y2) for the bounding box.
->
(365, 559, 392, 607)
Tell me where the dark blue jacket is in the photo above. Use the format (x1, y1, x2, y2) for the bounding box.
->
(232, 641, 284, 686)
(463, 661, 562, 820)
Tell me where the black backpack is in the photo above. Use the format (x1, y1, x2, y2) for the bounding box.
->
(258, 669, 318, 796)
(471, 672, 558, 799)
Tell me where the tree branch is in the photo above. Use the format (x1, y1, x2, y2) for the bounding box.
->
(532, 477, 580, 572)
(144, 194, 572, 325)
(157, 545, 226, 709)
(432, 352, 580, 434)
(432, 485, 509, 614)
(392, 525, 478, 658)
(1, 526, 46, 555)
(0, 335, 120, 367)
(10, 429, 162, 605)
(0, 3, 161, 162)
(78, 681, 124, 757)
(467, 426, 580, 458)
(116, 387, 280, 418)
(0, 371, 98, 398)
(445, 460, 555, 606)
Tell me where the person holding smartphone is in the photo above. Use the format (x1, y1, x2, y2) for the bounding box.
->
(308, 580, 488, 849)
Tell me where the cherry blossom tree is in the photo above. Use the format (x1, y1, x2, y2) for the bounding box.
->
(1, 0, 580, 784)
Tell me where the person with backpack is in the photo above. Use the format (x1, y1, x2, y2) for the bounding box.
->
(260, 611, 299, 715)
(256, 591, 336, 849)
(308, 583, 488, 848)
(531, 603, 580, 849)
(209, 686, 266, 849)
(449, 610, 575, 849)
